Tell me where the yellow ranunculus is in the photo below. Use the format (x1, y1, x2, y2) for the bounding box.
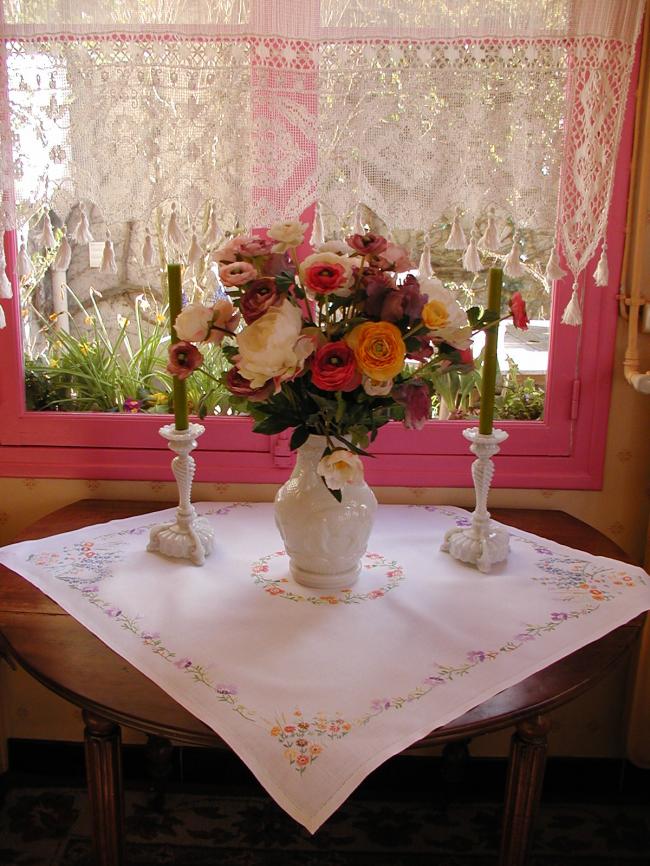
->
(421, 299, 450, 330)
(345, 321, 406, 382)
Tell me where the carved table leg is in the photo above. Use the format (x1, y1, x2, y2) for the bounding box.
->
(498, 714, 551, 866)
(441, 737, 472, 792)
(83, 709, 125, 866)
(146, 734, 174, 812)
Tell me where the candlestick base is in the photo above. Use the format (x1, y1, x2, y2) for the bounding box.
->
(147, 423, 214, 566)
(440, 427, 509, 573)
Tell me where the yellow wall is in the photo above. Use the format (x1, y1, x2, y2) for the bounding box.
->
(0, 318, 649, 760)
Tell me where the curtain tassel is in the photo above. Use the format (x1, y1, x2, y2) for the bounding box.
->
(310, 202, 326, 248)
(418, 238, 434, 278)
(203, 207, 223, 248)
(503, 233, 526, 278)
(0, 304, 5, 329)
(167, 203, 187, 249)
(462, 231, 483, 273)
(188, 232, 204, 267)
(561, 281, 582, 326)
(100, 231, 117, 274)
(545, 242, 567, 285)
(594, 242, 609, 286)
(142, 230, 155, 267)
(478, 208, 499, 251)
(17, 242, 33, 279)
(0, 252, 13, 299)
(445, 208, 467, 250)
(40, 212, 56, 249)
(353, 203, 366, 235)
(72, 205, 94, 244)
(52, 234, 72, 272)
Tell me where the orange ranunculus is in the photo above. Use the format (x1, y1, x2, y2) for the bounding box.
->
(345, 321, 406, 381)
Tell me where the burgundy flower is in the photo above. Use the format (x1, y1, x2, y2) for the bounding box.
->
(346, 232, 389, 256)
(225, 367, 274, 402)
(393, 380, 432, 430)
(406, 335, 434, 362)
(310, 341, 361, 392)
(166, 341, 204, 380)
(509, 291, 529, 330)
(123, 398, 141, 413)
(240, 278, 281, 324)
(363, 270, 396, 317)
(380, 275, 426, 323)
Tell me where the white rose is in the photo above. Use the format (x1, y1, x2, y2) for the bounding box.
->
(268, 220, 308, 252)
(236, 299, 304, 388)
(317, 449, 364, 490)
(362, 375, 393, 396)
(174, 303, 213, 342)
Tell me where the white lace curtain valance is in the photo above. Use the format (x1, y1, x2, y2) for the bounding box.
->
(0, 0, 644, 320)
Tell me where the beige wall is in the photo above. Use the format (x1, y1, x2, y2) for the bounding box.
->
(0, 317, 649, 761)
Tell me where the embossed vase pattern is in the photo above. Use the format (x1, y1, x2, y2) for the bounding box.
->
(274, 436, 377, 590)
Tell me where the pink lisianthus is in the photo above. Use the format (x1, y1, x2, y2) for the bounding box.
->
(219, 260, 258, 287)
(509, 291, 529, 330)
(167, 341, 204, 380)
(393, 380, 432, 430)
(206, 298, 240, 344)
(375, 242, 413, 273)
(225, 367, 274, 402)
(346, 232, 388, 256)
(212, 235, 273, 263)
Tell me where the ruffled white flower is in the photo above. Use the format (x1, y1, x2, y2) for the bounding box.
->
(236, 299, 304, 388)
(316, 239, 355, 256)
(317, 449, 364, 491)
(268, 220, 308, 253)
(174, 303, 213, 342)
(362, 375, 393, 396)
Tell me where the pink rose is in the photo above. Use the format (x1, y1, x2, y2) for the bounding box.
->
(219, 261, 258, 287)
(310, 341, 361, 392)
(346, 232, 389, 256)
(237, 236, 274, 257)
(166, 342, 204, 380)
(240, 278, 281, 324)
(225, 368, 274, 402)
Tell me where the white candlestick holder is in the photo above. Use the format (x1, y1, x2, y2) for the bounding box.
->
(148, 422, 214, 566)
(441, 427, 509, 573)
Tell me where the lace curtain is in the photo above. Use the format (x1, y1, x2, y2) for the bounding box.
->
(0, 0, 644, 315)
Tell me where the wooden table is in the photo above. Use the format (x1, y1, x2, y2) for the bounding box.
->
(0, 501, 645, 866)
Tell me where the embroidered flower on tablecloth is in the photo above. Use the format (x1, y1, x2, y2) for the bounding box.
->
(250, 550, 405, 605)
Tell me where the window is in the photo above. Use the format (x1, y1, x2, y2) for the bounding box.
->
(0, 0, 642, 488)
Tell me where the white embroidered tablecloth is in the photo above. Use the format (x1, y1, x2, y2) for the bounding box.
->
(1, 503, 649, 832)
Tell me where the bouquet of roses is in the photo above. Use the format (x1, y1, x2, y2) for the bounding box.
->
(168, 220, 528, 498)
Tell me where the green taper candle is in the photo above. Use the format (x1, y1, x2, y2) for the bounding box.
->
(168, 263, 189, 431)
(478, 267, 503, 435)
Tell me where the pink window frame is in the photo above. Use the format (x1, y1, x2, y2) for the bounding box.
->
(0, 34, 638, 490)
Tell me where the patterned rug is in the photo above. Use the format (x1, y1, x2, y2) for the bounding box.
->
(1, 786, 649, 866)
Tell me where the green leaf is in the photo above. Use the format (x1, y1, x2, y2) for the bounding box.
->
(289, 425, 310, 450)
(252, 415, 292, 435)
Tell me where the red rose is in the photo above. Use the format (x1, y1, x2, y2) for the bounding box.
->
(240, 278, 280, 324)
(509, 291, 529, 330)
(304, 261, 349, 296)
(225, 368, 273, 402)
(166, 341, 203, 380)
(346, 232, 389, 256)
(310, 341, 361, 392)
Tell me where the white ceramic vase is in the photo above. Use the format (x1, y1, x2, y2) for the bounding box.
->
(274, 435, 377, 591)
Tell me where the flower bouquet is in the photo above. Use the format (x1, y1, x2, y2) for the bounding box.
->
(168, 219, 528, 587)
